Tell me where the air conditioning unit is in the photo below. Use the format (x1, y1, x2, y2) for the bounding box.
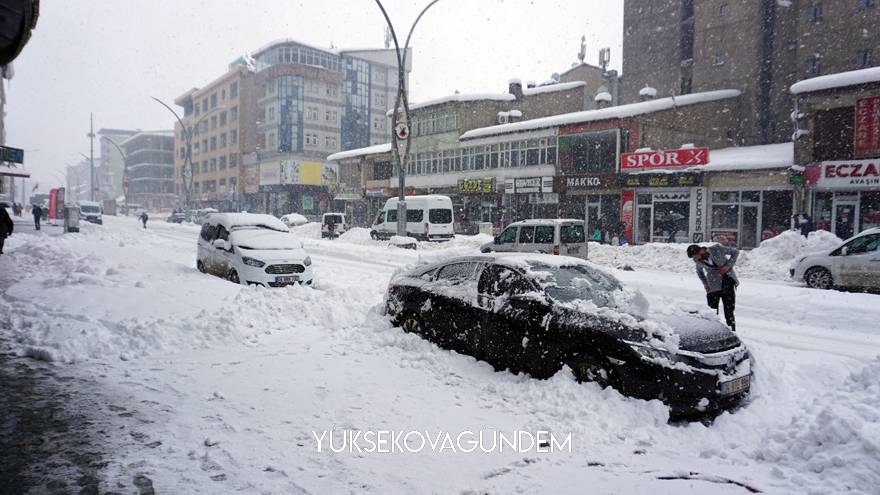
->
(497, 112, 509, 125)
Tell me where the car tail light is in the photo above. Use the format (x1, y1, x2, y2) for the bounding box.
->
(553, 244, 560, 255)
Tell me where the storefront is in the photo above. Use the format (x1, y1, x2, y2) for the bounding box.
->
(454, 177, 502, 234)
(807, 159, 880, 238)
(556, 174, 620, 242)
(623, 172, 704, 244)
(708, 189, 793, 248)
(504, 176, 558, 222)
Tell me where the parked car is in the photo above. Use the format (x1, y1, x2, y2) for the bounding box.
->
(165, 212, 186, 223)
(321, 212, 347, 239)
(280, 212, 309, 227)
(371, 195, 454, 241)
(384, 254, 752, 415)
(192, 208, 219, 225)
(77, 200, 103, 225)
(481, 219, 588, 259)
(196, 213, 313, 286)
(791, 227, 880, 290)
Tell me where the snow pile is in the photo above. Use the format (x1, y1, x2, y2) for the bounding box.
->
(337, 227, 374, 243)
(755, 357, 880, 491)
(289, 222, 321, 239)
(587, 230, 842, 282)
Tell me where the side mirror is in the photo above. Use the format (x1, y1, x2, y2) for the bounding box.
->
(494, 236, 501, 245)
(213, 239, 228, 250)
(841, 246, 849, 256)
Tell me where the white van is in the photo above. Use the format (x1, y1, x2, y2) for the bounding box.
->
(481, 219, 588, 259)
(371, 195, 454, 241)
(321, 212, 347, 239)
(78, 200, 103, 225)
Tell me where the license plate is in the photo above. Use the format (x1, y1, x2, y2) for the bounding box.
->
(720, 375, 750, 396)
(275, 275, 299, 283)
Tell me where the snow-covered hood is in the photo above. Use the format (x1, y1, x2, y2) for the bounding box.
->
(230, 229, 304, 251)
(648, 312, 740, 354)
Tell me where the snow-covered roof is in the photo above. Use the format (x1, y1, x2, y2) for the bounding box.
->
(327, 143, 392, 162)
(704, 142, 793, 172)
(595, 91, 612, 102)
(211, 213, 289, 233)
(394, 82, 587, 116)
(252, 38, 341, 57)
(790, 67, 880, 94)
(119, 130, 175, 147)
(522, 81, 586, 96)
(460, 89, 741, 141)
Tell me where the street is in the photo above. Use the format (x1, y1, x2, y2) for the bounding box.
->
(0, 217, 878, 494)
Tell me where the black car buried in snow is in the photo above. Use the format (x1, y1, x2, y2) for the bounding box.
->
(384, 254, 753, 416)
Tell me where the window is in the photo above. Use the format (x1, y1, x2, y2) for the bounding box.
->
(858, 0, 875, 8)
(268, 132, 276, 149)
(808, 3, 822, 22)
(805, 57, 821, 77)
(842, 234, 880, 255)
(220, 133, 227, 148)
(230, 81, 238, 98)
(719, 3, 729, 15)
(386, 209, 397, 222)
(560, 224, 586, 243)
(406, 209, 423, 222)
(210, 136, 217, 151)
(230, 129, 238, 145)
(326, 84, 338, 97)
(856, 49, 872, 69)
(534, 226, 555, 244)
(498, 226, 517, 244)
(268, 106, 276, 122)
(436, 262, 479, 282)
(518, 226, 536, 243)
(229, 153, 237, 167)
(713, 53, 726, 66)
(429, 209, 452, 224)
(559, 130, 620, 173)
(210, 93, 217, 109)
(230, 106, 238, 121)
(211, 115, 217, 129)
(220, 111, 227, 126)
(219, 156, 227, 169)
(307, 107, 318, 120)
(210, 158, 217, 171)
(478, 266, 533, 298)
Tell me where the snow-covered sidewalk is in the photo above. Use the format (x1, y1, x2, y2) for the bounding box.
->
(0, 217, 878, 494)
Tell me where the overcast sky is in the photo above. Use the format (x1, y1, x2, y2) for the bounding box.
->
(7, 0, 622, 191)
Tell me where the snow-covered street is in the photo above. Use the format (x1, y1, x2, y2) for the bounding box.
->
(1, 217, 879, 494)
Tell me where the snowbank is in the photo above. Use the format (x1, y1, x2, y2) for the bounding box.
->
(588, 230, 842, 282)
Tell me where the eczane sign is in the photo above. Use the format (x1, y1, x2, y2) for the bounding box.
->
(621, 147, 709, 169)
(811, 160, 880, 189)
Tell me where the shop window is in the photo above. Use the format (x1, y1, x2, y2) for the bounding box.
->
(862, 191, 880, 231)
(813, 107, 854, 161)
(559, 130, 620, 174)
(761, 190, 793, 239)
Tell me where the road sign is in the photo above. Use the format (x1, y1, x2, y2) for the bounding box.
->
(0, 145, 24, 163)
(395, 122, 410, 140)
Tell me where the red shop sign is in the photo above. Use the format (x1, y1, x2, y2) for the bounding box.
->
(621, 147, 709, 170)
(854, 95, 880, 158)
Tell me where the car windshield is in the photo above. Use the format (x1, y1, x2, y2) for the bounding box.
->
(80, 205, 100, 213)
(527, 262, 623, 308)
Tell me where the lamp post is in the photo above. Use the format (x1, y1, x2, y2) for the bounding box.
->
(152, 96, 195, 215)
(373, 0, 442, 237)
(101, 136, 128, 203)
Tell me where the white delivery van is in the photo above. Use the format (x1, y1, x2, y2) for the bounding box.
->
(78, 200, 103, 225)
(321, 212, 347, 239)
(371, 195, 455, 241)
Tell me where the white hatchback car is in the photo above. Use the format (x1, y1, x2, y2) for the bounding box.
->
(791, 228, 880, 290)
(197, 213, 313, 286)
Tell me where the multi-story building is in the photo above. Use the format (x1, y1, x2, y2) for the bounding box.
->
(121, 131, 175, 210)
(622, 0, 880, 145)
(173, 40, 407, 217)
(65, 159, 91, 203)
(97, 128, 139, 201)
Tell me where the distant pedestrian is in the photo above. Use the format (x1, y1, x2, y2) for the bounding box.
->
(139, 211, 149, 229)
(0, 205, 13, 254)
(31, 204, 42, 231)
(798, 214, 814, 237)
(687, 243, 740, 332)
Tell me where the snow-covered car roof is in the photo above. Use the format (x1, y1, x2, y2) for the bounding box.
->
(505, 219, 584, 227)
(406, 253, 606, 276)
(210, 213, 289, 233)
(229, 229, 304, 250)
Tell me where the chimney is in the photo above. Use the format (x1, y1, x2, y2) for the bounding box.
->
(594, 87, 612, 109)
(508, 78, 523, 100)
(526, 80, 537, 89)
(639, 85, 657, 101)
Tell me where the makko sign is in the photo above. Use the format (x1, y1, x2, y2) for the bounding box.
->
(621, 147, 709, 170)
(811, 160, 880, 189)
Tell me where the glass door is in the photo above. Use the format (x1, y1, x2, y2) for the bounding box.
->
(834, 203, 857, 240)
(740, 205, 759, 249)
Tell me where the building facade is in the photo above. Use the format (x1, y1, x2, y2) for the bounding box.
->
(622, 0, 880, 145)
(97, 128, 139, 201)
(173, 40, 406, 217)
(793, 67, 880, 239)
(121, 131, 175, 210)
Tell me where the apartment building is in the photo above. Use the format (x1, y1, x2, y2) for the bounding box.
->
(622, 0, 880, 145)
(121, 131, 175, 210)
(97, 128, 138, 200)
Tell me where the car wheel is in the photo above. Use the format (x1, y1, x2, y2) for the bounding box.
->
(568, 356, 613, 388)
(197, 260, 206, 273)
(480, 246, 492, 254)
(227, 269, 241, 285)
(805, 267, 833, 290)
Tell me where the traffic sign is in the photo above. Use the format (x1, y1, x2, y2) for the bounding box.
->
(395, 122, 409, 140)
(0, 145, 24, 163)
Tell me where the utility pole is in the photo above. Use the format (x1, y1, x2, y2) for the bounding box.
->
(88, 112, 96, 201)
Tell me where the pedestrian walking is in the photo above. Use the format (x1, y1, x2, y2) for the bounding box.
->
(31, 204, 42, 231)
(798, 213, 814, 237)
(687, 243, 740, 332)
(0, 205, 13, 254)
(139, 211, 149, 229)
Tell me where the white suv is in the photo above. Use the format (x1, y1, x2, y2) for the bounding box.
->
(481, 219, 588, 259)
(791, 228, 880, 290)
(197, 213, 313, 286)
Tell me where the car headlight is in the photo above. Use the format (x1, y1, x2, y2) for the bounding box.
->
(303, 256, 312, 266)
(628, 343, 678, 363)
(241, 256, 265, 267)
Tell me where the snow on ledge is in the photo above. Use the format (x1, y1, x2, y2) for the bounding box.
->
(522, 81, 586, 96)
(639, 85, 658, 98)
(790, 67, 880, 94)
(703, 142, 793, 172)
(327, 143, 392, 161)
(460, 89, 741, 141)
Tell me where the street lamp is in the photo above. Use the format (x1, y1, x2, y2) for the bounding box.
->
(152, 96, 195, 214)
(373, 0, 442, 237)
(101, 136, 128, 203)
